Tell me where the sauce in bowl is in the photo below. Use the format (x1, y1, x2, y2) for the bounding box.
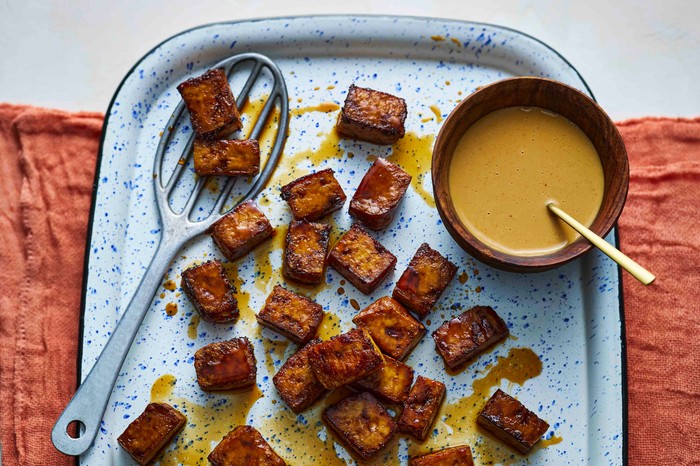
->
(448, 106, 604, 256)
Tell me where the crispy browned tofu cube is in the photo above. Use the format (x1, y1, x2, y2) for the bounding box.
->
(432, 306, 509, 369)
(257, 285, 324, 344)
(181, 260, 238, 323)
(336, 84, 407, 145)
(393, 243, 457, 318)
(398, 375, 446, 441)
(117, 402, 186, 465)
(280, 169, 347, 221)
(308, 327, 385, 390)
(194, 338, 256, 391)
(283, 220, 331, 285)
(208, 425, 286, 466)
(207, 200, 274, 261)
(323, 392, 397, 461)
(351, 355, 414, 404)
(328, 223, 397, 294)
(352, 297, 426, 360)
(177, 68, 242, 139)
(193, 139, 260, 176)
(477, 389, 549, 454)
(272, 339, 327, 413)
(349, 157, 412, 230)
(409, 445, 474, 466)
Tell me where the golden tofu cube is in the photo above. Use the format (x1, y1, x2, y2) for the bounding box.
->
(477, 389, 549, 454)
(117, 402, 186, 465)
(257, 285, 324, 344)
(194, 338, 256, 391)
(208, 425, 286, 466)
(352, 297, 426, 360)
(336, 84, 407, 145)
(351, 355, 414, 404)
(398, 375, 446, 441)
(432, 306, 509, 369)
(409, 445, 474, 466)
(177, 68, 242, 139)
(272, 339, 327, 413)
(207, 200, 274, 261)
(328, 223, 397, 294)
(280, 168, 347, 221)
(193, 139, 260, 176)
(323, 392, 397, 461)
(181, 260, 238, 323)
(308, 327, 385, 390)
(393, 243, 457, 319)
(349, 157, 412, 230)
(283, 220, 331, 285)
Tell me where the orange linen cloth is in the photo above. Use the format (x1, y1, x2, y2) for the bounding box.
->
(0, 104, 698, 465)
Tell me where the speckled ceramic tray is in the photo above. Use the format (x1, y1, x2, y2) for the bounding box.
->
(78, 15, 626, 466)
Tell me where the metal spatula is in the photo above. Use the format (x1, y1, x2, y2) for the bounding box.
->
(51, 52, 289, 456)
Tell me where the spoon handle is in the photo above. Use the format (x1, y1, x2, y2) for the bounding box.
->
(547, 203, 655, 285)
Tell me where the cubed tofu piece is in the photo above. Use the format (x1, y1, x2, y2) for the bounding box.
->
(181, 260, 238, 323)
(283, 220, 331, 285)
(393, 243, 457, 319)
(208, 425, 286, 466)
(308, 327, 385, 390)
(280, 169, 346, 221)
(328, 223, 397, 294)
(323, 392, 397, 461)
(272, 339, 327, 413)
(349, 157, 412, 230)
(193, 139, 260, 176)
(257, 285, 324, 344)
(117, 402, 186, 465)
(432, 306, 509, 369)
(477, 389, 549, 454)
(194, 338, 256, 391)
(336, 84, 407, 145)
(398, 375, 446, 441)
(351, 355, 414, 404)
(409, 445, 474, 466)
(207, 200, 274, 261)
(352, 297, 426, 360)
(177, 68, 242, 139)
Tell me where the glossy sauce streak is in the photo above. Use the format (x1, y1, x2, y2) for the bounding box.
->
(165, 302, 178, 316)
(290, 102, 341, 117)
(187, 313, 200, 340)
(390, 132, 436, 208)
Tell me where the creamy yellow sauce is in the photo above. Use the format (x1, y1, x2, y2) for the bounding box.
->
(449, 106, 604, 256)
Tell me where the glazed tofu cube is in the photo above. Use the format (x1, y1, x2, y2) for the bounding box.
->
(432, 306, 509, 369)
(477, 389, 549, 454)
(207, 200, 274, 261)
(351, 355, 414, 404)
(272, 339, 327, 412)
(328, 223, 397, 294)
(336, 84, 407, 145)
(177, 68, 242, 139)
(117, 402, 186, 465)
(323, 392, 397, 461)
(280, 169, 347, 221)
(409, 445, 474, 466)
(393, 243, 457, 318)
(352, 297, 426, 360)
(308, 327, 385, 390)
(208, 425, 286, 466)
(193, 139, 260, 176)
(194, 338, 256, 391)
(257, 285, 324, 344)
(397, 375, 446, 441)
(181, 260, 238, 323)
(283, 220, 331, 285)
(349, 157, 412, 230)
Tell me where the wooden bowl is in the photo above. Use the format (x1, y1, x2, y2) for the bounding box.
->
(432, 77, 629, 272)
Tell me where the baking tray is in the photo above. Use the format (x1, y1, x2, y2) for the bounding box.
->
(78, 15, 626, 465)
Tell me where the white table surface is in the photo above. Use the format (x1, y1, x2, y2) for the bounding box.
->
(1, 1, 697, 121)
